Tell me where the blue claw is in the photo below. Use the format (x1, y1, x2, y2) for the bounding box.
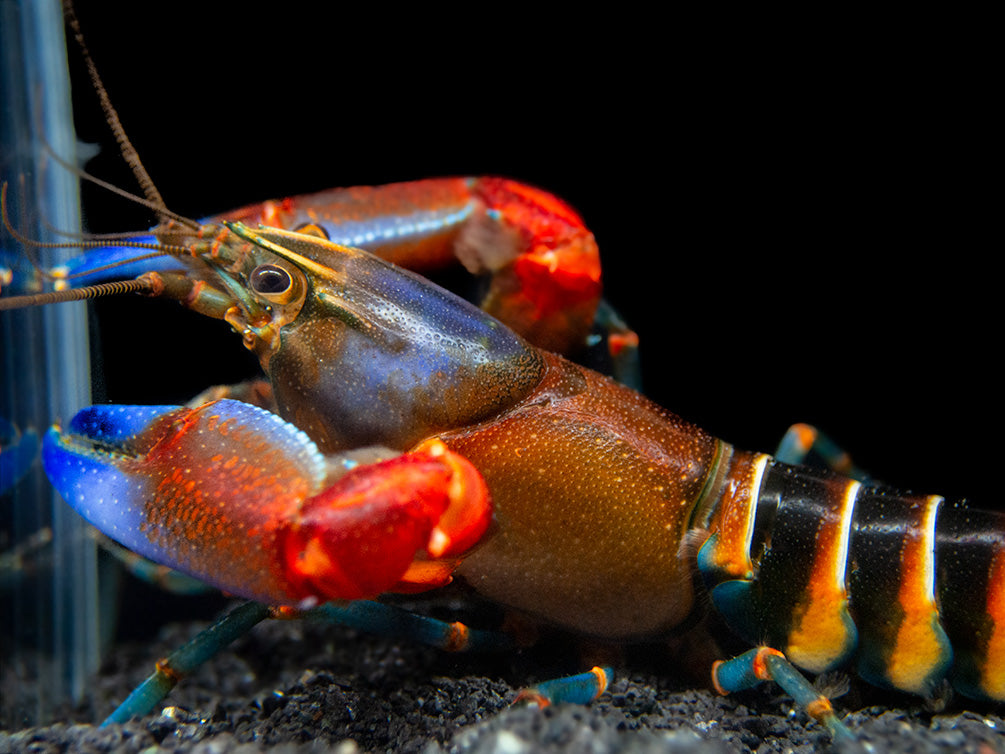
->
(41, 400, 329, 603)
(0, 416, 39, 495)
(52, 238, 184, 288)
(1, 237, 183, 295)
(42, 405, 185, 564)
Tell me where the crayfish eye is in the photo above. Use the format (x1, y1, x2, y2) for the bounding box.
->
(251, 264, 292, 296)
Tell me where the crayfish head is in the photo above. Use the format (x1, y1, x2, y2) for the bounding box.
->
(155, 220, 324, 368)
(162, 219, 546, 454)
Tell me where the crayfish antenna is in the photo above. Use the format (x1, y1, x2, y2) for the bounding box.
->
(36, 3, 200, 234)
(1, 2, 206, 301)
(0, 183, 198, 309)
(0, 277, 156, 311)
(62, 0, 164, 213)
(37, 144, 199, 232)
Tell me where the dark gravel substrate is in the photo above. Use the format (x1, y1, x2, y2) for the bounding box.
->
(3, 596, 1004, 754)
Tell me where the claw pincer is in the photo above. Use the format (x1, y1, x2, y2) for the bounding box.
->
(42, 399, 490, 606)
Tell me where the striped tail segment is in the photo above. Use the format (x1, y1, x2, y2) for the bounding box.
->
(696, 450, 1005, 702)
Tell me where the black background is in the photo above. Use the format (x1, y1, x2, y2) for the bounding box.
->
(63, 2, 996, 509)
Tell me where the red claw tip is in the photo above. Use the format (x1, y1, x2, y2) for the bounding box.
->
(413, 439, 492, 559)
(278, 444, 490, 603)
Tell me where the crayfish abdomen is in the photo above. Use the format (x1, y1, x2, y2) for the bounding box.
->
(698, 455, 1005, 703)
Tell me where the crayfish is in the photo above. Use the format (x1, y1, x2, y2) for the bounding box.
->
(1, 5, 1001, 752)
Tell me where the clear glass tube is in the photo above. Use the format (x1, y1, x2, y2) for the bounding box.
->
(1, 0, 98, 727)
